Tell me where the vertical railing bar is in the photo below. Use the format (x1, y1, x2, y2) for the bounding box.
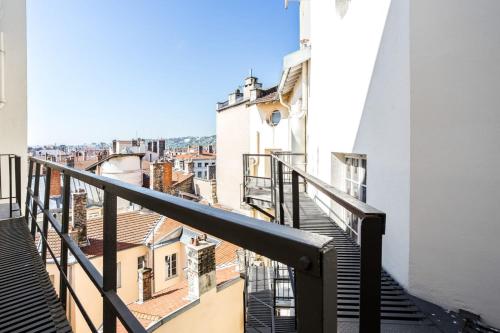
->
(103, 190, 117, 333)
(41, 167, 52, 264)
(295, 245, 337, 333)
(15, 156, 21, 210)
(292, 170, 300, 229)
(8, 155, 12, 217)
(59, 173, 71, 310)
(25, 159, 33, 225)
(31, 163, 41, 239)
(278, 161, 285, 226)
(359, 215, 384, 333)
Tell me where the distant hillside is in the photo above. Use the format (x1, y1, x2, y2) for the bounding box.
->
(165, 135, 216, 149)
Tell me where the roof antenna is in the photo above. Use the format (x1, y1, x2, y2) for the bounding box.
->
(249, 68, 253, 78)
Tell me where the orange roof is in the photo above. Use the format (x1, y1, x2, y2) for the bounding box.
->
(42, 211, 161, 258)
(118, 267, 240, 332)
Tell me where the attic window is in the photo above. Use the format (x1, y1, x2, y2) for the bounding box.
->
(268, 110, 282, 127)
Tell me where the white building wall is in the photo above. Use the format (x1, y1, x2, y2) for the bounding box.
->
(409, 0, 500, 326)
(308, 0, 411, 286)
(0, 0, 27, 206)
(216, 103, 250, 211)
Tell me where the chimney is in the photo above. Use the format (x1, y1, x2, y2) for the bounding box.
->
(186, 236, 216, 300)
(150, 161, 173, 193)
(138, 267, 153, 303)
(49, 169, 61, 197)
(198, 145, 203, 155)
(162, 161, 173, 191)
(185, 161, 194, 175)
(208, 145, 214, 154)
(243, 76, 262, 99)
(208, 164, 216, 180)
(72, 189, 88, 246)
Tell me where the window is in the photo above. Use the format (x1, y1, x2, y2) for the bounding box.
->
(197, 162, 202, 167)
(137, 255, 146, 270)
(117, 262, 122, 288)
(205, 163, 208, 167)
(165, 253, 178, 279)
(268, 110, 281, 126)
(197, 171, 202, 178)
(344, 155, 367, 242)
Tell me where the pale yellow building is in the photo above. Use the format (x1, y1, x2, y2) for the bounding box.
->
(43, 202, 243, 333)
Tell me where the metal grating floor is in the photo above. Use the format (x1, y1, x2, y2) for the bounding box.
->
(284, 193, 440, 332)
(0, 217, 72, 333)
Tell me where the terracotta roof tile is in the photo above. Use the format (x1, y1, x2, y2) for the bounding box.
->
(42, 211, 161, 259)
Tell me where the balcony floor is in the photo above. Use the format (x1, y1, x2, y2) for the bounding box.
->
(0, 217, 72, 332)
(282, 193, 444, 332)
(0, 202, 21, 220)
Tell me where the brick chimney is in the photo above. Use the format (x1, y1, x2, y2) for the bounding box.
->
(138, 267, 153, 303)
(72, 189, 88, 246)
(186, 236, 216, 300)
(150, 161, 173, 193)
(49, 170, 61, 197)
(185, 161, 194, 175)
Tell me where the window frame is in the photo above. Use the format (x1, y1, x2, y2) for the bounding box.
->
(164, 253, 178, 280)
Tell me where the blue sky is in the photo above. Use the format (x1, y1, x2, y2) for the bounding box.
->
(27, 1, 299, 145)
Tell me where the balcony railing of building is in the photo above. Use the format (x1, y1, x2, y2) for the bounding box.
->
(25, 156, 337, 333)
(242, 152, 386, 332)
(0, 154, 21, 218)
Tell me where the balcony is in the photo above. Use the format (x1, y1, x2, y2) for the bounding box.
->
(241, 152, 484, 332)
(0, 155, 336, 332)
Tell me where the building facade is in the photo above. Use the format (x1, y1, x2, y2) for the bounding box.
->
(215, 0, 500, 327)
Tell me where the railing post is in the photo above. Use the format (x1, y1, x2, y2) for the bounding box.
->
(41, 167, 51, 264)
(292, 170, 300, 229)
(59, 173, 71, 309)
(295, 244, 337, 332)
(8, 155, 12, 217)
(277, 161, 285, 225)
(359, 215, 385, 333)
(103, 190, 117, 333)
(31, 163, 41, 239)
(15, 156, 21, 210)
(25, 159, 33, 225)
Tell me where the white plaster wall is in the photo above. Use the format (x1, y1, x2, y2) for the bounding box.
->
(409, 0, 500, 326)
(0, 0, 27, 206)
(100, 155, 142, 186)
(308, 0, 411, 285)
(216, 103, 250, 211)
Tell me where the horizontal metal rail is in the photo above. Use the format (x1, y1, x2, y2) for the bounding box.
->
(272, 153, 386, 333)
(27, 156, 337, 333)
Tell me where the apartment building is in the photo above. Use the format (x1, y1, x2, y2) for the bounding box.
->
(216, 0, 500, 330)
(42, 193, 242, 333)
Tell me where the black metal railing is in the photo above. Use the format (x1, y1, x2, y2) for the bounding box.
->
(272, 153, 386, 333)
(27, 156, 336, 333)
(0, 154, 21, 218)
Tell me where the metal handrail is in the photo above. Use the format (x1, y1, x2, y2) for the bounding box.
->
(27, 156, 337, 333)
(272, 154, 385, 221)
(271, 153, 386, 333)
